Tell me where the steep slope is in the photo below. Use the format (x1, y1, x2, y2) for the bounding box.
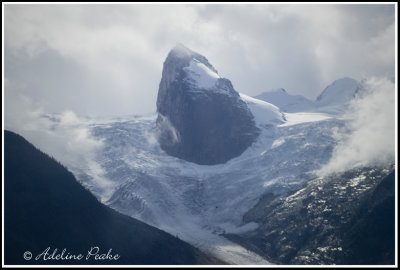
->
(156, 44, 261, 165)
(338, 170, 395, 265)
(254, 88, 315, 113)
(225, 165, 395, 265)
(315, 77, 359, 113)
(4, 130, 222, 265)
(239, 93, 284, 126)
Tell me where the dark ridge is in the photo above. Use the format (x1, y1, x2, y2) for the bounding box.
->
(4, 130, 224, 265)
(224, 166, 395, 265)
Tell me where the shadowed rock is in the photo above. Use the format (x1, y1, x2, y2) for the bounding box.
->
(156, 44, 260, 165)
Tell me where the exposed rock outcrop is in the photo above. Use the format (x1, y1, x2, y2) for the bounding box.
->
(156, 44, 260, 165)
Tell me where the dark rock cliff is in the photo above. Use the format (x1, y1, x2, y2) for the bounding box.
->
(156, 44, 260, 165)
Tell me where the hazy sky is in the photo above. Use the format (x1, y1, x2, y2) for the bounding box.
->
(4, 3, 396, 116)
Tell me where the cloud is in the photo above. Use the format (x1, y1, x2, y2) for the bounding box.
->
(4, 4, 396, 118)
(4, 93, 113, 198)
(5, 95, 103, 167)
(155, 113, 181, 145)
(318, 77, 395, 175)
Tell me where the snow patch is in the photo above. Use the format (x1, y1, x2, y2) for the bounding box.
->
(349, 175, 367, 187)
(271, 138, 285, 149)
(184, 59, 220, 89)
(239, 93, 284, 126)
(279, 112, 332, 127)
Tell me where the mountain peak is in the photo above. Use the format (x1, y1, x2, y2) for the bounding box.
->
(316, 77, 358, 106)
(166, 44, 210, 66)
(156, 45, 260, 165)
(159, 45, 218, 93)
(169, 43, 196, 58)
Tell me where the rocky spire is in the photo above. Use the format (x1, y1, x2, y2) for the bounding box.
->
(156, 44, 260, 165)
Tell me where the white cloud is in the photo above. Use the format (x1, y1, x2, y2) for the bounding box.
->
(4, 3, 396, 118)
(5, 93, 102, 166)
(4, 93, 112, 195)
(318, 77, 396, 175)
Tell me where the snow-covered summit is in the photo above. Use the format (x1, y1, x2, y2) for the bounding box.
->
(168, 44, 229, 94)
(169, 43, 195, 58)
(316, 77, 359, 107)
(254, 88, 315, 113)
(168, 43, 218, 73)
(254, 78, 360, 115)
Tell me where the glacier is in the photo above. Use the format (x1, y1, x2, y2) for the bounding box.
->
(54, 95, 345, 264)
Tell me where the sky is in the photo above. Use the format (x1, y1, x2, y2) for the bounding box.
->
(3, 3, 396, 117)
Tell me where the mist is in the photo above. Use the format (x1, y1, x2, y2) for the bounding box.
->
(4, 93, 113, 197)
(318, 77, 396, 175)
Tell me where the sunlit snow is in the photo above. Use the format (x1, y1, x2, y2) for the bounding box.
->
(240, 93, 284, 126)
(184, 59, 220, 89)
(279, 112, 332, 127)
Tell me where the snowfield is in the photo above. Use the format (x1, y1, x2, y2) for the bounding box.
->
(279, 112, 332, 127)
(240, 93, 285, 126)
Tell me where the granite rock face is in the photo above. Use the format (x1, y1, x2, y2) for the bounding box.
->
(156, 44, 260, 165)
